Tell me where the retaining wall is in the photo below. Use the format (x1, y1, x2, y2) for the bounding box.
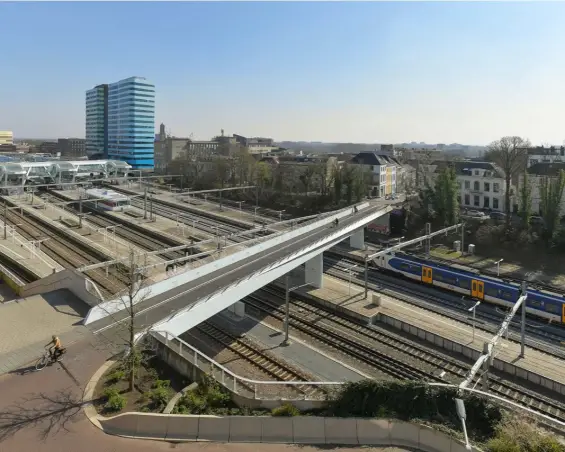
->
(99, 413, 479, 451)
(378, 312, 565, 396)
(151, 332, 325, 411)
(21, 268, 102, 306)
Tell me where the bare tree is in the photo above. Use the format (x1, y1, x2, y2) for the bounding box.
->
(486, 136, 531, 227)
(95, 250, 155, 392)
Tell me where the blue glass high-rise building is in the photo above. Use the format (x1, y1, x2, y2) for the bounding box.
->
(85, 84, 108, 159)
(86, 76, 155, 169)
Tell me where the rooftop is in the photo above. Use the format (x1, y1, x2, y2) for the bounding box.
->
(527, 162, 565, 177)
(350, 152, 401, 166)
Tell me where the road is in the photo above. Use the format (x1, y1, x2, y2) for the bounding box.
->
(0, 334, 407, 452)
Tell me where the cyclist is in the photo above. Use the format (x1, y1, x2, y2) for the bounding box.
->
(45, 335, 62, 361)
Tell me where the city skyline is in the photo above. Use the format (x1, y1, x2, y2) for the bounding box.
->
(2, 2, 565, 145)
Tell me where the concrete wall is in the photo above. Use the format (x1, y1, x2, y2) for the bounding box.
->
(151, 332, 326, 411)
(99, 413, 479, 451)
(21, 269, 102, 306)
(378, 312, 565, 396)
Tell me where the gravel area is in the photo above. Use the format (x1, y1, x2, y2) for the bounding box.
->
(180, 328, 306, 400)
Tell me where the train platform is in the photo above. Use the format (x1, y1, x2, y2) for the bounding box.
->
(123, 182, 280, 231)
(0, 218, 63, 279)
(284, 272, 565, 396)
(5, 195, 166, 278)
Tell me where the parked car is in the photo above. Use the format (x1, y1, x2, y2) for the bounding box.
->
(529, 215, 545, 226)
(489, 211, 507, 222)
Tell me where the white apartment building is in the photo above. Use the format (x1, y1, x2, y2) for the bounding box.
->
(519, 162, 565, 216)
(0, 131, 13, 146)
(526, 146, 565, 168)
(419, 161, 508, 212)
(350, 152, 398, 198)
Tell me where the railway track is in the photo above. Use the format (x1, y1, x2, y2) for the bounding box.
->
(325, 253, 565, 360)
(46, 191, 192, 262)
(245, 285, 565, 425)
(194, 321, 326, 399)
(3, 203, 129, 298)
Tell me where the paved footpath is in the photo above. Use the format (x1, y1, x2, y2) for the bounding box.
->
(0, 332, 409, 452)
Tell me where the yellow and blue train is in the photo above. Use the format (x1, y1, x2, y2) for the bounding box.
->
(372, 252, 565, 323)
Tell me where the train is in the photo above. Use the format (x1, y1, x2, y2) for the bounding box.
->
(84, 188, 131, 212)
(371, 251, 565, 323)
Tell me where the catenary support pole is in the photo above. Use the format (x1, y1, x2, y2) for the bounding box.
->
(284, 274, 290, 345)
(3, 200, 6, 240)
(461, 222, 465, 254)
(364, 257, 369, 299)
(520, 281, 527, 358)
(425, 222, 431, 257)
(482, 342, 489, 391)
(144, 187, 148, 219)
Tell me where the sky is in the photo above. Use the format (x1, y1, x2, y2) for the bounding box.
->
(2, 1, 565, 146)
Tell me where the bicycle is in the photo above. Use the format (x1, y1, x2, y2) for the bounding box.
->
(35, 348, 66, 371)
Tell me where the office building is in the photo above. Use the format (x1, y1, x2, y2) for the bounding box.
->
(58, 138, 86, 158)
(85, 84, 108, 159)
(0, 131, 13, 146)
(107, 76, 155, 169)
(86, 77, 155, 169)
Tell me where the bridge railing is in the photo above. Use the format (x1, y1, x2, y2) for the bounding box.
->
(151, 330, 344, 400)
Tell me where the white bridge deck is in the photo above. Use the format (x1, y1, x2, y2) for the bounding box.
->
(85, 203, 391, 336)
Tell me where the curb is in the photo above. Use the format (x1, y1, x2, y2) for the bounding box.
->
(82, 359, 116, 430)
(163, 382, 198, 414)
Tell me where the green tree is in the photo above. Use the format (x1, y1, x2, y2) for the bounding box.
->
(485, 136, 530, 228)
(299, 166, 315, 196)
(255, 161, 271, 197)
(539, 169, 565, 243)
(333, 165, 343, 203)
(419, 166, 459, 225)
(518, 169, 532, 229)
(234, 147, 254, 186)
(213, 157, 231, 189)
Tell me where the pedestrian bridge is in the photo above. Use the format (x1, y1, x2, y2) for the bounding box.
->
(84, 202, 391, 336)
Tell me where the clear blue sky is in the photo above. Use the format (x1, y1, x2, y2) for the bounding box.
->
(2, 1, 565, 145)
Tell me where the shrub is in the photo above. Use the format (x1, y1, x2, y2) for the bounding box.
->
(486, 415, 565, 452)
(104, 388, 126, 412)
(272, 403, 300, 417)
(327, 380, 501, 440)
(103, 387, 120, 400)
(176, 391, 207, 414)
(106, 369, 126, 385)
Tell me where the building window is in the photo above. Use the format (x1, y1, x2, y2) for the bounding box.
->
(484, 197, 490, 208)
(493, 198, 499, 209)
(493, 183, 500, 192)
(474, 181, 480, 191)
(474, 170, 479, 175)
(484, 182, 490, 192)
(474, 195, 480, 206)
(464, 194, 470, 205)
(464, 180, 470, 189)
(457, 181, 462, 188)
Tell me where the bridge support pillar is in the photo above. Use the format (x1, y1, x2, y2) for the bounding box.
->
(305, 253, 323, 289)
(350, 228, 365, 250)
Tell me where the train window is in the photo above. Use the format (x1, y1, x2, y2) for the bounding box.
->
(485, 287, 499, 297)
(501, 292, 513, 300)
(545, 303, 561, 314)
(435, 273, 443, 281)
(527, 299, 544, 309)
(400, 263, 410, 271)
(459, 280, 470, 289)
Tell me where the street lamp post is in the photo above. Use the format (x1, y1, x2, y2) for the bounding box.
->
(468, 300, 481, 343)
(254, 206, 259, 223)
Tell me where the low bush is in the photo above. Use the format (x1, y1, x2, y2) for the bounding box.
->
(103, 388, 126, 412)
(327, 380, 502, 440)
(486, 415, 565, 452)
(105, 369, 126, 385)
(173, 374, 232, 415)
(144, 379, 172, 411)
(271, 403, 300, 417)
